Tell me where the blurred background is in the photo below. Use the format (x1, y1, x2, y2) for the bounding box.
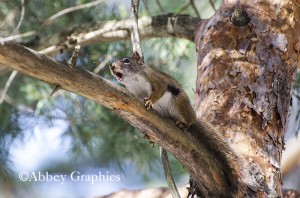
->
(0, 0, 299, 197)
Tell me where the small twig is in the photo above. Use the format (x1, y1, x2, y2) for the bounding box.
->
(93, 52, 116, 74)
(130, 0, 143, 61)
(68, 45, 81, 67)
(177, 2, 190, 14)
(142, 0, 150, 14)
(50, 84, 61, 97)
(160, 147, 181, 198)
(190, 0, 200, 18)
(0, 90, 14, 105)
(93, 56, 111, 73)
(155, 0, 165, 13)
(208, 0, 216, 11)
(13, 0, 26, 34)
(187, 175, 197, 198)
(0, 31, 36, 43)
(0, 70, 18, 104)
(41, 0, 105, 27)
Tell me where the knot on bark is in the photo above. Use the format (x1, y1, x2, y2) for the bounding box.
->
(230, 7, 250, 27)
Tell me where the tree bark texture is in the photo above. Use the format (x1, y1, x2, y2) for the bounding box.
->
(195, 0, 299, 197)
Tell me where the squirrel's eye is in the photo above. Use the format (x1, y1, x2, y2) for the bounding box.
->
(122, 58, 130, 64)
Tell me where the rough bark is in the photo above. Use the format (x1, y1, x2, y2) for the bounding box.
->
(195, 0, 299, 197)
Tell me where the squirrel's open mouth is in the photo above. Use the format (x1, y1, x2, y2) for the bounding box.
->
(110, 64, 124, 81)
(115, 72, 123, 81)
(111, 70, 123, 81)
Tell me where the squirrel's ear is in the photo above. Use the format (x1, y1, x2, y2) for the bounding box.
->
(132, 51, 141, 61)
(132, 51, 144, 64)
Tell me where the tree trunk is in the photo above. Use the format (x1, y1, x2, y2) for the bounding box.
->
(194, 0, 299, 197)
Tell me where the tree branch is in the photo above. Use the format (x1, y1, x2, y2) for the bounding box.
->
(130, 0, 143, 59)
(0, 70, 18, 104)
(13, 0, 26, 34)
(0, 42, 244, 197)
(160, 147, 180, 198)
(1, 14, 200, 56)
(189, 0, 200, 18)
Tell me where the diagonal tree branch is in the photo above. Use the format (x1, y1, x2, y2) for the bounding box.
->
(0, 42, 244, 197)
(0, 70, 18, 104)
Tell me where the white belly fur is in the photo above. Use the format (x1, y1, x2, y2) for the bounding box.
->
(153, 92, 176, 119)
(124, 75, 151, 99)
(124, 75, 177, 119)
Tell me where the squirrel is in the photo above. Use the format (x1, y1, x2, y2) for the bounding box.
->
(110, 52, 197, 128)
(110, 52, 245, 197)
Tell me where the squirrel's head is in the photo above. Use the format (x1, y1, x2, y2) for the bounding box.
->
(110, 52, 143, 83)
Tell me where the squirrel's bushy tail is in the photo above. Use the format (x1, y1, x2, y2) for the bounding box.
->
(188, 121, 246, 197)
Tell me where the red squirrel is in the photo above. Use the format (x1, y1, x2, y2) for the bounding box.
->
(110, 52, 245, 197)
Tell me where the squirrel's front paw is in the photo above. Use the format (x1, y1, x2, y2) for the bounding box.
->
(144, 98, 153, 110)
(175, 120, 186, 129)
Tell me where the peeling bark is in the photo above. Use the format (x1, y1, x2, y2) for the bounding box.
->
(195, 0, 299, 196)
